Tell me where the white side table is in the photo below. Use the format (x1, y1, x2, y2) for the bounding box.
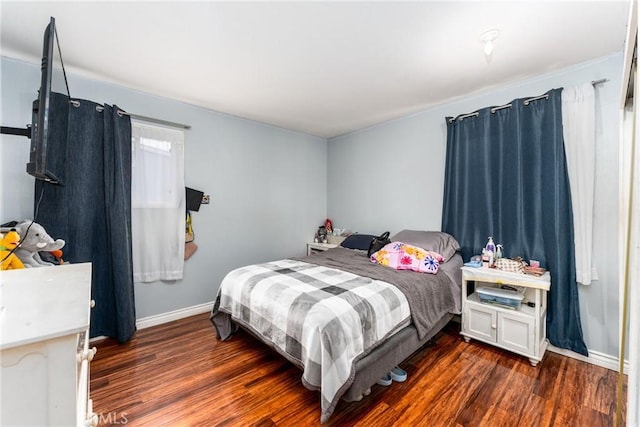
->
(307, 242, 338, 256)
(460, 266, 551, 366)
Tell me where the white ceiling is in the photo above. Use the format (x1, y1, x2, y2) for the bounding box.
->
(0, 1, 631, 138)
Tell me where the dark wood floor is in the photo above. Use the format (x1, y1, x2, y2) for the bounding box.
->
(90, 313, 626, 426)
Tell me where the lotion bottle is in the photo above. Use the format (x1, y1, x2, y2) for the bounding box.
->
(485, 237, 496, 267)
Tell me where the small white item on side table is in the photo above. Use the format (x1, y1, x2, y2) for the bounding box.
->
(307, 242, 338, 256)
(460, 266, 551, 366)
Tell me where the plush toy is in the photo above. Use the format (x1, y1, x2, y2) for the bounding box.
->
(1, 229, 26, 270)
(14, 220, 65, 268)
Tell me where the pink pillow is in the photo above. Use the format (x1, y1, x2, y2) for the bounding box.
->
(370, 242, 443, 274)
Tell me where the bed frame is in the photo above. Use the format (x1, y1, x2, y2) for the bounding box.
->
(341, 313, 453, 401)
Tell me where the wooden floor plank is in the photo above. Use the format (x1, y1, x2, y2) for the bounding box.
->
(90, 313, 626, 426)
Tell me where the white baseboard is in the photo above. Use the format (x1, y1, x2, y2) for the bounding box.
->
(548, 344, 629, 374)
(136, 301, 214, 330)
(89, 301, 214, 343)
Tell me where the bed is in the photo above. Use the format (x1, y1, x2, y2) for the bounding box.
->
(210, 230, 462, 423)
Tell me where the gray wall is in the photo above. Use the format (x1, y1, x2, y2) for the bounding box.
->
(328, 53, 623, 358)
(0, 56, 327, 319)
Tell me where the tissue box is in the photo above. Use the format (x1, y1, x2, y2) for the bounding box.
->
(476, 286, 524, 310)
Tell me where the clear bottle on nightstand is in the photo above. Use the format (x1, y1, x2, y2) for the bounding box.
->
(485, 237, 496, 267)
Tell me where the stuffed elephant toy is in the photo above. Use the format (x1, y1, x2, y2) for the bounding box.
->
(14, 220, 65, 268)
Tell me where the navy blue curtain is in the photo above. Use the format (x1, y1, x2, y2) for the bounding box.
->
(36, 93, 136, 342)
(442, 89, 588, 356)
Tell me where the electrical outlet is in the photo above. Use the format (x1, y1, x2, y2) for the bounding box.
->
(201, 194, 210, 204)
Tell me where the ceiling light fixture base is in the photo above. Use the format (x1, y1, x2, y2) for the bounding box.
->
(480, 29, 500, 59)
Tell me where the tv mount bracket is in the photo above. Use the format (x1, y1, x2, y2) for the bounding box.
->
(1, 125, 32, 138)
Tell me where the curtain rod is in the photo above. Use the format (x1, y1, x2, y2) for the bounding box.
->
(449, 92, 548, 123)
(69, 99, 191, 130)
(450, 79, 609, 123)
(121, 111, 191, 130)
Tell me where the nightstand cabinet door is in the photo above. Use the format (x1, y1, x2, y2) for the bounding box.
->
(497, 312, 535, 355)
(466, 304, 497, 342)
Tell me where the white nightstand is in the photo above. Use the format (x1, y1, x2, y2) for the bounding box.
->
(307, 242, 338, 255)
(460, 266, 551, 366)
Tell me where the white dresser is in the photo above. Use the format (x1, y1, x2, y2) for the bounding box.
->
(0, 263, 97, 427)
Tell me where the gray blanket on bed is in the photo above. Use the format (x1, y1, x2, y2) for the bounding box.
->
(294, 247, 462, 339)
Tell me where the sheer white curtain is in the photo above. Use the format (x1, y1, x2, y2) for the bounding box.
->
(562, 83, 599, 285)
(131, 121, 185, 282)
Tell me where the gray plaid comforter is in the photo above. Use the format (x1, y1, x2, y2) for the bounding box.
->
(214, 258, 411, 423)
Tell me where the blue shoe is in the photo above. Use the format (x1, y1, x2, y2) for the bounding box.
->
(389, 367, 407, 382)
(376, 373, 392, 386)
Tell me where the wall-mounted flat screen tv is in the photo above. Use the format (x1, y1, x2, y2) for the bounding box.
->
(26, 17, 67, 185)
